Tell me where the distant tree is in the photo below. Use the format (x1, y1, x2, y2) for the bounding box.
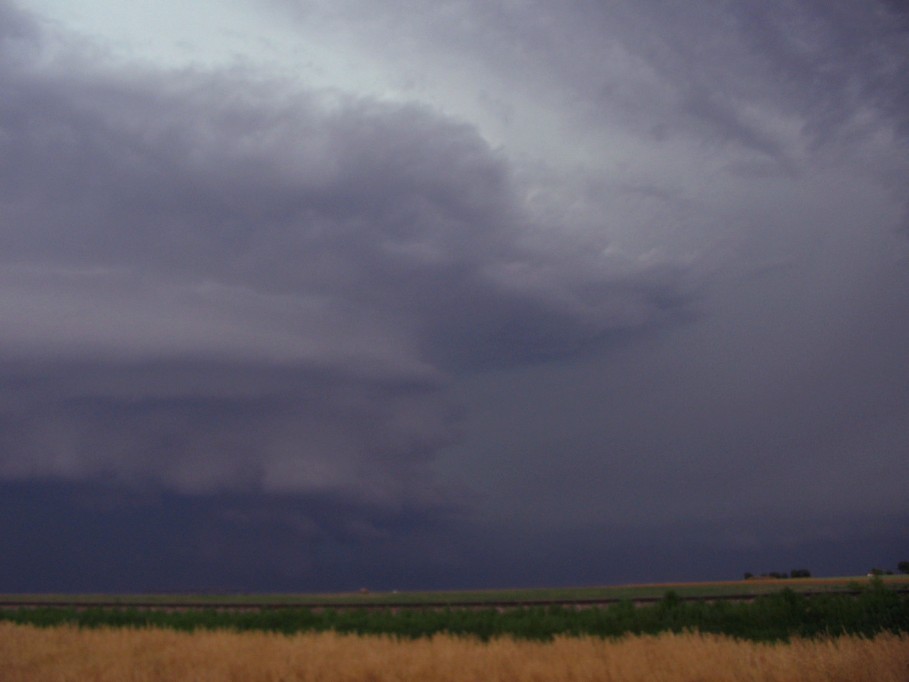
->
(744, 572, 754, 580)
(898, 561, 909, 575)
(790, 569, 811, 578)
(868, 568, 885, 576)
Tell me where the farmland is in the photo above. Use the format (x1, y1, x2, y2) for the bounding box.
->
(1, 576, 906, 642)
(1, 577, 906, 680)
(1, 623, 906, 682)
(2, 574, 906, 609)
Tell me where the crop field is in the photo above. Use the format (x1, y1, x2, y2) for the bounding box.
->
(1, 578, 906, 680)
(1, 623, 906, 682)
(2, 574, 906, 609)
(1, 578, 906, 642)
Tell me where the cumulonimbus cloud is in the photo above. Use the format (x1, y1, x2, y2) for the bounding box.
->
(0, 2, 685, 501)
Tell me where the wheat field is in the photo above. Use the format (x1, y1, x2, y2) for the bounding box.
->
(1, 622, 906, 682)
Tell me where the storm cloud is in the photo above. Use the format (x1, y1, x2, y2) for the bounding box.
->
(0, 3, 683, 502)
(1, 0, 907, 590)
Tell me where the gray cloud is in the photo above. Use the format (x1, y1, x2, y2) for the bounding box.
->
(271, 0, 909, 149)
(0, 1, 684, 504)
(1, 0, 907, 589)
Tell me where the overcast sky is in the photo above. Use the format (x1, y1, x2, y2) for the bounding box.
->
(1, 0, 907, 592)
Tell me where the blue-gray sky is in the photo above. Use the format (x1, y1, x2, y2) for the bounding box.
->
(1, 0, 907, 592)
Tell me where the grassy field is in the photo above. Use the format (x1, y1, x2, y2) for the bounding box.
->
(1, 622, 906, 682)
(2, 574, 906, 607)
(2, 579, 906, 642)
(3, 579, 905, 680)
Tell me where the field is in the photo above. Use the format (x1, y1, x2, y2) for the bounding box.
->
(1, 577, 907, 644)
(3, 574, 907, 608)
(1, 623, 907, 681)
(2, 578, 906, 680)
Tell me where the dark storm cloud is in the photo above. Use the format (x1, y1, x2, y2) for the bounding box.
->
(2, 0, 907, 592)
(0, 479, 466, 591)
(271, 0, 909, 569)
(0, 1, 683, 506)
(272, 0, 909, 261)
(610, 0, 909, 147)
(3, 477, 905, 591)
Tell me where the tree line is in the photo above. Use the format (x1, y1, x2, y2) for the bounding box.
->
(744, 561, 909, 581)
(744, 569, 811, 580)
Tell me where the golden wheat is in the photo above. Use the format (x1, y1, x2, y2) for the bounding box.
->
(0, 622, 906, 682)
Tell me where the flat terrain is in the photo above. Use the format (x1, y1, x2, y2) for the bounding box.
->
(2, 578, 906, 648)
(2, 575, 907, 609)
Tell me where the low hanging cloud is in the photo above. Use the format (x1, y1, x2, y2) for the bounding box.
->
(1, 0, 907, 591)
(0, 2, 686, 503)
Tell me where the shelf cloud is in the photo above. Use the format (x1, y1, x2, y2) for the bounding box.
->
(1, 0, 907, 590)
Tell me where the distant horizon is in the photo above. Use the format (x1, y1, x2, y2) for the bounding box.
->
(4, 567, 909, 598)
(3, 573, 909, 601)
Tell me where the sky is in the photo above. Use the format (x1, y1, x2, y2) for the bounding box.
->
(1, 0, 907, 592)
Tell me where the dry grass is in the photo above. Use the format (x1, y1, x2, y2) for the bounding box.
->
(1, 622, 906, 682)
